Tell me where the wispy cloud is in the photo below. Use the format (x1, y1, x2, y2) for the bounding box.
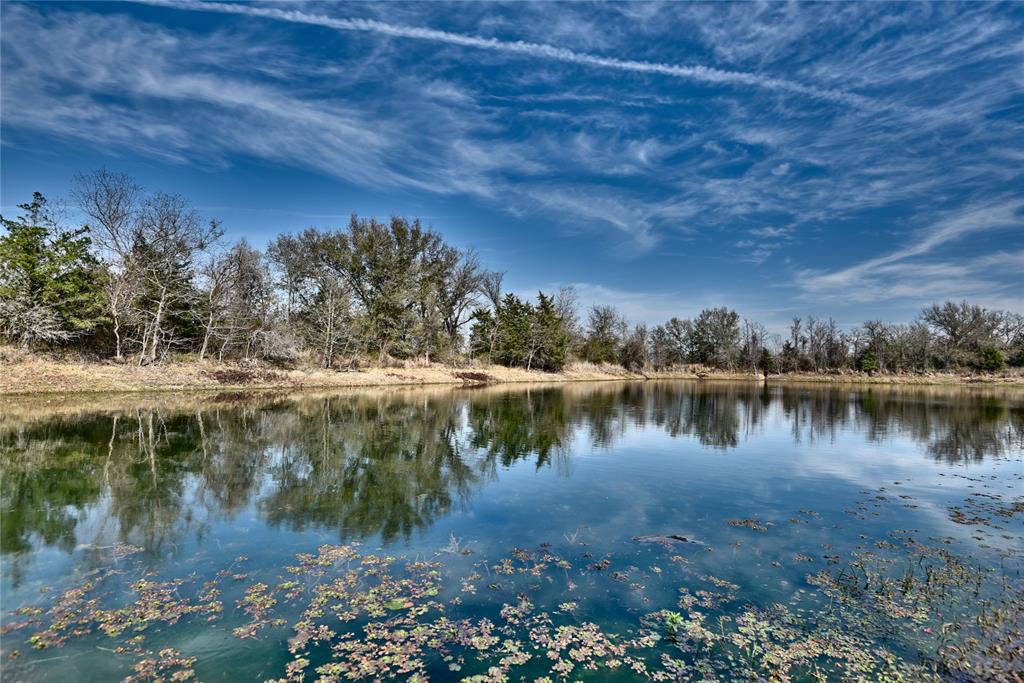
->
(796, 201, 1024, 305)
(0, 6, 541, 198)
(3, 0, 1022, 311)
(142, 0, 880, 108)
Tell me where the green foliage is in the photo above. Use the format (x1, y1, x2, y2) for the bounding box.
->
(581, 305, 624, 364)
(493, 293, 534, 367)
(975, 346, 1005, 371)
(270, 216, 484, 365)
(530, 292, 570, 372)
(469, 292, 571, 371)
(690, 307, 740, 369)
(8, 171, 1022, 378)
(0, 193, 104, 349)
(859, 352, 878, 374)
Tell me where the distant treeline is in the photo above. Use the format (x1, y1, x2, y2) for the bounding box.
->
(1, 170, 1022, 374)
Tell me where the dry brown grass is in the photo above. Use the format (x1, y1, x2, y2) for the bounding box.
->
(0, 347, 1021, 396)
(0, 352, 640, 396)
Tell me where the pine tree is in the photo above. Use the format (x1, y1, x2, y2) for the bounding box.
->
(530, 292, 569, 371)
(0, 193, 103, 349)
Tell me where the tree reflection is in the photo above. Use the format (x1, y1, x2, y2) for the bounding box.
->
(259, 395, 477, 543)
(2, 382, 1021, 584)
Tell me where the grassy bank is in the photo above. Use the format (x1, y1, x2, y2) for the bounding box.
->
(1, 350, 1023, 396)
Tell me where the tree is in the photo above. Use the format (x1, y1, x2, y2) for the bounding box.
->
(493, 293, 534, 368)
(860, 352, 878, 375)
(648, 324, 674, 370)
(582, 305, 626, 364)
(199, 241, 275, 361)
(319, 216, 446, 363)
(469, 308, 497, 362)
(922, 300, 1003, 367)
(434, 247, 487, 359)
(1002, 313, 1024, 367)
(469, 292, 571, 371)
(130, 193, 221, 363)
(758, 347, 776, 377)
(528, 292, 571, 371)
(74, 169, 143, 359)
(619, 324, 649, 371)
(690, 307, 740, 369)
(740, 319, 768, 373)
(265, 232, 310, 325)
(0, 193, 103, 350)
(196, 247, 234, 361)
(664, 317, 693, 365)
(857, 320, 890, 373)
(268, 230, 354, 368)
(976, 347, 1005, 371)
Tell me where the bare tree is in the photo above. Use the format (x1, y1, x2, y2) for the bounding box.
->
(74, 170, 143, 359)
(922, 300, 1003, 366)
(132, 194, 222, 364)
(481, 271, 504, 311)
(434, 248, 486, 357)
(196, 248, 234, 361)
(741, 319, 768, 373)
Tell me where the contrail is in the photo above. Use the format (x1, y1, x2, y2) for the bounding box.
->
(140, 0, 877, 109)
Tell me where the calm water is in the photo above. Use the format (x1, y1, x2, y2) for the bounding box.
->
(1, 381, 1022, 681)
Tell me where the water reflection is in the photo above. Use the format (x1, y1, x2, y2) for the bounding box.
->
(2, 381, 1022, 585)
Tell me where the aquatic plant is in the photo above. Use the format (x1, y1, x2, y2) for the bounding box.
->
(2, 488, 1022, 682)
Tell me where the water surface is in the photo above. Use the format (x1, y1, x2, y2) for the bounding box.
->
(2, 381, 1022, 681)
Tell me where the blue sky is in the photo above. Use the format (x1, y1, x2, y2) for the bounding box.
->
(2, 1, 1022, 330)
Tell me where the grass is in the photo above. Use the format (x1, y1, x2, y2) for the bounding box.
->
(1, 346, 1022, 396)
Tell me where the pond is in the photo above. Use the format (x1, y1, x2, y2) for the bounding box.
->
(1, 381, 1022, 681)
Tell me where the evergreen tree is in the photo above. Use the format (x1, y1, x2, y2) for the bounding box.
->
(529, 292, 569, 371)
(0, 193, 103, 349)
(494, 293, 534, 367)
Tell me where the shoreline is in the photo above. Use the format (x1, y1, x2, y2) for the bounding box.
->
(1, 357, 1022, 397)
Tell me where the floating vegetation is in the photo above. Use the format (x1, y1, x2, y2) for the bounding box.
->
(948, 493, 1024, 528)
(725, 518, 772, 531)
(3, 494, 1022, 682)
(2, 386, 1022, 681)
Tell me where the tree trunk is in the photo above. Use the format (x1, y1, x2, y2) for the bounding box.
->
(199, 311, 214, 361)
(113, 315, 123, 360)
(149, 290, 166, 363)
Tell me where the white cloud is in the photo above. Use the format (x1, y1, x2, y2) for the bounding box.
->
(749, 227, 793, 238)
(3, 0, 1021, 278)
(798, 200, 1024, 295)
(143, 0, 882, 108)
(795, 201, 1024, 308)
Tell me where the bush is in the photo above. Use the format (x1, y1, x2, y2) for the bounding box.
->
(204, 368, 283, 385)
(975, 346, 1005, 372)
(453, 371, 495, 383)
(859, 353, 878, 375)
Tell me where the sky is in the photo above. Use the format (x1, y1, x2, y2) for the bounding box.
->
(2, 1, 1023, 331)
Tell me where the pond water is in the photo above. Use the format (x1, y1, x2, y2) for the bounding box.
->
(1, 381, 1022, 681)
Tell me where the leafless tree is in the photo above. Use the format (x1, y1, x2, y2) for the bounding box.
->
(132, 194, 222, 364)
(74, 170, 143, 359)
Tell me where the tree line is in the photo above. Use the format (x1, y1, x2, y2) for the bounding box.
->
(1, 170, 1022, 374)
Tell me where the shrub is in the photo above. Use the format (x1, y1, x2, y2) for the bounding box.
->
(204, 368, 283, 385)
(859, 353, 878, 375)
(975, 346, 1005, 372)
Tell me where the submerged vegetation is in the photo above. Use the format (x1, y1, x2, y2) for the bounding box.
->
(2, 173, 1023, 377)
(2, 483, 1022, 681)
